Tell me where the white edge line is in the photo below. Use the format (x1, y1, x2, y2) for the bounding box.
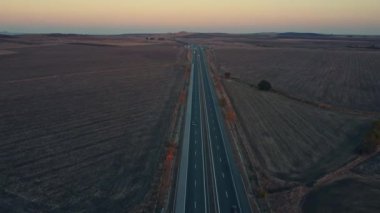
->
(198, 58, 208, 213)
(200, 48, 243, 211)
(174, 58, 194, 213)
(199, 47, 221, 213)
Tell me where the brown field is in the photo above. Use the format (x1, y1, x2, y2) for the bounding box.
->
(0, 35, 185, 212)
(301, 178, 380, 213)
(353, 153, 380, 176)
(300, 152, 380, 213)
(224, 81, 372, 182)
(214, 45, 380, 112)
(0, 34, 175, 49)
(190, 33, 380, 213)
(0, 50, 16, 56)
(298, 153, 380, 212)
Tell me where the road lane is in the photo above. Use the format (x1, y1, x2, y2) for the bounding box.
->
(175, 45, 251, 213)
(176, 47, 207, 213)
(198, 46, 252, 213)
(185, 50, 206, 213)
(198, 50, 238, 213)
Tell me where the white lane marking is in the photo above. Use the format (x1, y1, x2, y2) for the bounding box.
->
(219, 157, 222, 162)
(222, 172, 225, 178)
(195, 140, 197, 144)
(195, 163, 197, 169)
(195, 180, 197, 188)
(225, 191, 229, 198)
(194, 201, 197, 209)
(175, 59, 194, 213)
(215, 135, 218, 139)
(217, 145, 219, 150)
(195, 151, 197, 156)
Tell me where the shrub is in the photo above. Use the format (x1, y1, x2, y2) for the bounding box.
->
(359, 121, 380, 154)
(258, 80, 272, 91)
(257, 187, 267, 198)
(219, 97, 227, 107)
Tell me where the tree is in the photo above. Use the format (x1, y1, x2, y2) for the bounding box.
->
(258, 80, 272, 91)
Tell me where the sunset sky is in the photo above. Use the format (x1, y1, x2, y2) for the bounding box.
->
(1, 0, 379, 34)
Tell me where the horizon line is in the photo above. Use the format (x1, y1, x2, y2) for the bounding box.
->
(1, 31, 380, 37)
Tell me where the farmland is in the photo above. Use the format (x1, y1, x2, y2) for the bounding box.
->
(0, 36, 185, 212)
(194, 34, 380, 212)
(300, 152, 380, 212)
(214, 45, 380, 112)
(302, 178, 380, 213)
(223, 81, 372, 182)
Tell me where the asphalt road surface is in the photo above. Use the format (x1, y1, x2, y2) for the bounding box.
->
(175, 45, 251, 213)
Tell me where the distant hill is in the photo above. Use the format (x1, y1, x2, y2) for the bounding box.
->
(46, 33, 84, 37)
(180, 32, 239, 38)
(0, 31, 18, 38)
(274, 32, 380, 41)
(275, 32, 334, 39)
(0, 34, 16, 39)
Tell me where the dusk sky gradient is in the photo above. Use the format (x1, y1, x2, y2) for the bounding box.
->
(1, 0, 379, 34)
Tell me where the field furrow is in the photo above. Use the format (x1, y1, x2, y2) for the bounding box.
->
(0, 41, 184, 212)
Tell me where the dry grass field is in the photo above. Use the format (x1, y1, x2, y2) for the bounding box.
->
(215, 45, 380, 112)
(301, 178, 380, 213)
(300, 153, 380, 212)
(0, 36, 185, 212)
(353, 153, 380, 176)
(224, 81, 372, 182)
(194, 34, 380, 212)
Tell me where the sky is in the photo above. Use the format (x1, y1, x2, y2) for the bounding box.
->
(1, 0, 380, 35)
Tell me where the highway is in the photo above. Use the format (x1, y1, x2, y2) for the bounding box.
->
(175, 45, 251, 213)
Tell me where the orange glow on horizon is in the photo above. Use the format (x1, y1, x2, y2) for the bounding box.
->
(1, 0, 379, 33)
